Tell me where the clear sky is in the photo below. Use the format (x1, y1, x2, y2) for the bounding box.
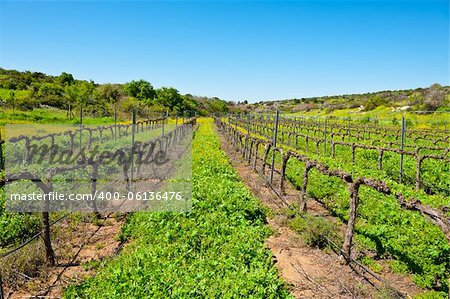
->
(0, 0, 448, 102)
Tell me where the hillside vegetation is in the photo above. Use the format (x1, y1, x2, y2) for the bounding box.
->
(241, 84, 450, 128)
(0, 68, 231, 121)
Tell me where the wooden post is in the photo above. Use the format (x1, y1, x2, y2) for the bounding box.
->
(342, 181, 361, 262)
(378, 149, 384, 170)
(269, 110, 280, 184)
(0, 130, 3, 179)
(114, 107, 117, 140)
(42, 211, 55, 265)
(245, 114, 251, 160)
(162, 110, 167, 137)
(415, 156, 424, 191)
(130, 109, 136, 188)
(79, 105, 83, 149)
(347, 118, 351, 142)
(324, 117, 328, 155)
(247, 113, 251, 136)
(279, 151, 288, 195)
(399, 116, 406, 184)
(300, 162, 312, 212)
(91, 162, 101, 219)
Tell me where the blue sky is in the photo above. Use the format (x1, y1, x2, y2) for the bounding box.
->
(0, 1, 448, 102)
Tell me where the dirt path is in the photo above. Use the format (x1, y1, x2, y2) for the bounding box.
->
(4, 214, 124, 299)
(215, 125, 421, 298)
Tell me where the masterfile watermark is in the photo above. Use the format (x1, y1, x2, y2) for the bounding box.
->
(4, 123, 193, 212)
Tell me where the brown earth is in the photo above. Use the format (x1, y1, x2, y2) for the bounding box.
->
(4, 213, 124, 299)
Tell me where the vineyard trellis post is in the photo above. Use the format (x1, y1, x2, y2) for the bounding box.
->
(399, 116, 406, 184)
(162, 110, 166, 137)
(342, 181, 361, 262)
(91, 162, 101, 219)
(114, 106, 117, 140)
(79, 105, 83, 150)
(324, 117, 328, 155)
(42, 211, 55, 266)
(0, 130, 4, 180)
(269, 110, 280, 184)
(245, 113, 251, 161)
(130, 109, 136, 188)
(347, 117, 351, 141)
(247, 113, 251, 136)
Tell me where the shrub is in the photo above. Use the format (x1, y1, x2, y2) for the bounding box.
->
(288, 214, 341, 249)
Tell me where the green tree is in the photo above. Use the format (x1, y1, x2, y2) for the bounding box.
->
(77, 81, 108, 117)
(156, 87, 182, 111)
(124, 80, 156, 102)
(58, 72, 75, 86)
(209, 98, 229, 113)
(98, 84, 122, 117)
(37, 83, 65, 108)
(65, 84, 80, 119)
(77, 81, 96, 106)
(121, 97, 142, 113)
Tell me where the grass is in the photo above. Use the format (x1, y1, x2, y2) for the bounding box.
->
(0, 88, 30, 100)
(63, 119, 292, 298)
(0, 108, 118, 126)
(227, 118, 450, 293)
(290, 106, 450, 129)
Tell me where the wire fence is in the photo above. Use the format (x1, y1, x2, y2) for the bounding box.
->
(226, 112, 450, 196)
(0, 110, 196, 297)
(215, 112, 450, 295)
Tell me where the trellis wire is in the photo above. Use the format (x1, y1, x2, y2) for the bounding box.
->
(216, 117, 407, 296)
(229, 113, 449, 195)
(0, 115, 196, 295)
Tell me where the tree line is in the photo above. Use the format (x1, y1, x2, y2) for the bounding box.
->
(248, 84, 450, 114)
(0, 68, 232, 117)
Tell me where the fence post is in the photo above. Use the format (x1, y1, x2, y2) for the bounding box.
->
(162, 111, 166, 137)
(0, 130, 3, 180)
(347, 117, 351, 142)
(91, 162, 101, 219)
(269, 110, 280, 184)
(245, 114, 251, 160)
(79, 105, 83, 149)
(300, 162, 312, 212)
(247, 113, 251, 136)
(42, 210, 55, 266)
(399, 116, 406, 184)
(130, 109, 136, 188)
(324, 117, 328, 155)
(114, 106, 117, 140)
(342, 181, 361, 263)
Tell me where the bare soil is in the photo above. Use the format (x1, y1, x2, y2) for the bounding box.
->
(4, 214, 124, 299)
